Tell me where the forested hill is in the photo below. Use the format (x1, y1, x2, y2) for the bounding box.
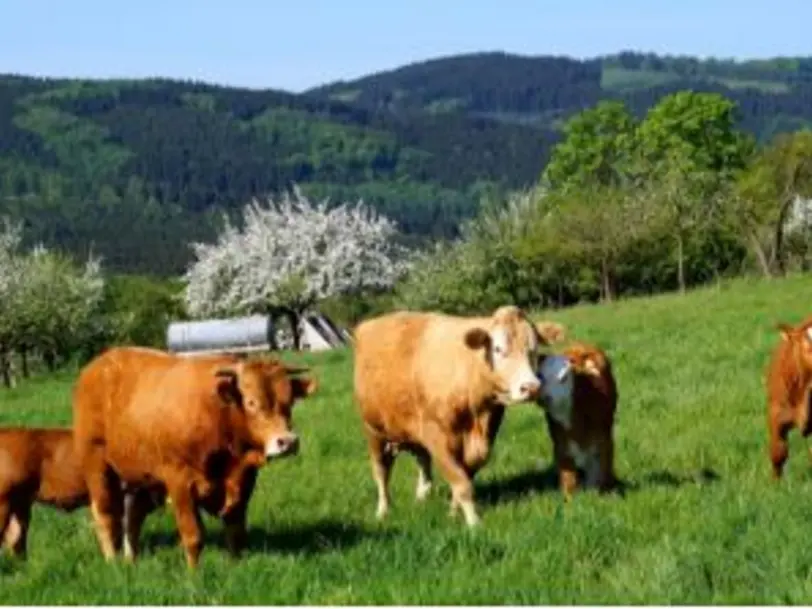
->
(308, 51, 812, 138)
(2, 50, 812, 275)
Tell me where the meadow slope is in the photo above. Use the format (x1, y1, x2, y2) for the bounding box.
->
(2, 274, 812, 604)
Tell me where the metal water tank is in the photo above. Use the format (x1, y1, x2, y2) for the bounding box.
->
(166, 314, 274, 355)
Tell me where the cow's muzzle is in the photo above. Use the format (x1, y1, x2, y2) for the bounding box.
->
(265, 433, 300, 460)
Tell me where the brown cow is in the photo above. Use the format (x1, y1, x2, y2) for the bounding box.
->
(536, 342, 619, 500)
(0, 428, 88, 557)
(767, 317, 812, 480)
(353, 306, 565, 527)
(72, 346, 317, 568)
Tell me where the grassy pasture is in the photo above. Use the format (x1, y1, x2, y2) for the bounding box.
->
(2, 274, 812, 603)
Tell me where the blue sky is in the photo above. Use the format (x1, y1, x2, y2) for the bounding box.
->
(2, 0, 810, 92)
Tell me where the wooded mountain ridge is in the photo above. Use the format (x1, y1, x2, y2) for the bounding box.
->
(1, 50, 811, 275)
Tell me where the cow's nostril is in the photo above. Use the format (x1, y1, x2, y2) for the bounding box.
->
(521, 381, 541, 396)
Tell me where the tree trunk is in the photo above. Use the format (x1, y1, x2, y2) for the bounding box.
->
(676, 232, 686, 294)
(286, 308, 302, 351)
(773, 195, 795, 277)
(749, 232, 774, 278)
(0, 348, 15, 389)
(600, 259, 614, 303)
(43, 349, 56, 372)
(20, 346, 29, 378)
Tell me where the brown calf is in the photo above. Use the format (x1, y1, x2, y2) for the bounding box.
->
(0, 426, 263, 560)
(536, 342, 619, 500)
(767, 317, 812, 479)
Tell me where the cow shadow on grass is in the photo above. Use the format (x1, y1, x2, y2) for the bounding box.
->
(140, 518, 395, 558)
(477, 465, 721, 506)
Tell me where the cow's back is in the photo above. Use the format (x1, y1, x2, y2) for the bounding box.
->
(353, 311, 492, 433)
(73, 347, 174, 450)
(72, 347, 235, 483)
(354, 312, 427, 434)
(0, 429, 42, 494)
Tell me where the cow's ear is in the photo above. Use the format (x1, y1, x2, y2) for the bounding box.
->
(777, 323, 794, 342)
(464, 328, 491, 350)
(215, 368, 243, 408)
(535, 320, 566, 345)
(291, 376, 318, 400)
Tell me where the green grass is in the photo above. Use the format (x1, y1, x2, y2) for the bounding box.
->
(3, 274, 812, 603)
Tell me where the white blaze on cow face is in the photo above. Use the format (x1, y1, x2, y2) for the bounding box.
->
(537, 355, 574, 429)
(806, 327, 812, 343)
(488, 323, 542, 404)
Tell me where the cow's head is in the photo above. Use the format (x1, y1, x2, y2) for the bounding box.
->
(564, 343, 606, 378)
(464, 306, 566, 404)
(778, 320, 812, 370)
(214, 358, 318, 461)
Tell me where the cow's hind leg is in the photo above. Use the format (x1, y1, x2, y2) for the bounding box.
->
(365, 431, 396, 520)
(86, 459, 125, 561)
(0, 499, 11, 554)
(596, 437, 617, 493)
(167, 478, 205, 569)
(3, 503, 30, 558)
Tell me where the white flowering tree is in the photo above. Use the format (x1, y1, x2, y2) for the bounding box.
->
(0, 218, 106, 386)
(183, 187, 412, 349)
(0, 220, 26, 386)
(17, 246, 105, 372)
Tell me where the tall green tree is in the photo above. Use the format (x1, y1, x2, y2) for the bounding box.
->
(542, 100, 637, 191)
(631, 91, 754, 292)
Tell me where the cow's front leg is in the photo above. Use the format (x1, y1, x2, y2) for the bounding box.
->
(223, 467, 258, 558)
(167, 479, 205, 569)
(123, 487, 163, 562)
(422, 424, 480, 527)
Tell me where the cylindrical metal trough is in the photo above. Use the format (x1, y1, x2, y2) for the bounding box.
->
(166, 314, 274, 356)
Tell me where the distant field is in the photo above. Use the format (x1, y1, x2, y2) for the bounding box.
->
(600, 66, 791, 94)
(3, 274, 812, 603)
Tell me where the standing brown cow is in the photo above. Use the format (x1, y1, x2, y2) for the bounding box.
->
(767, 318, 812, 479)
(536, 342, 619, 500)
(72, 346, 317, 568)
(353, 306, 565, 527)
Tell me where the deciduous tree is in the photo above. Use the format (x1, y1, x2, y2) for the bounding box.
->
(183, 187, 412, 349)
